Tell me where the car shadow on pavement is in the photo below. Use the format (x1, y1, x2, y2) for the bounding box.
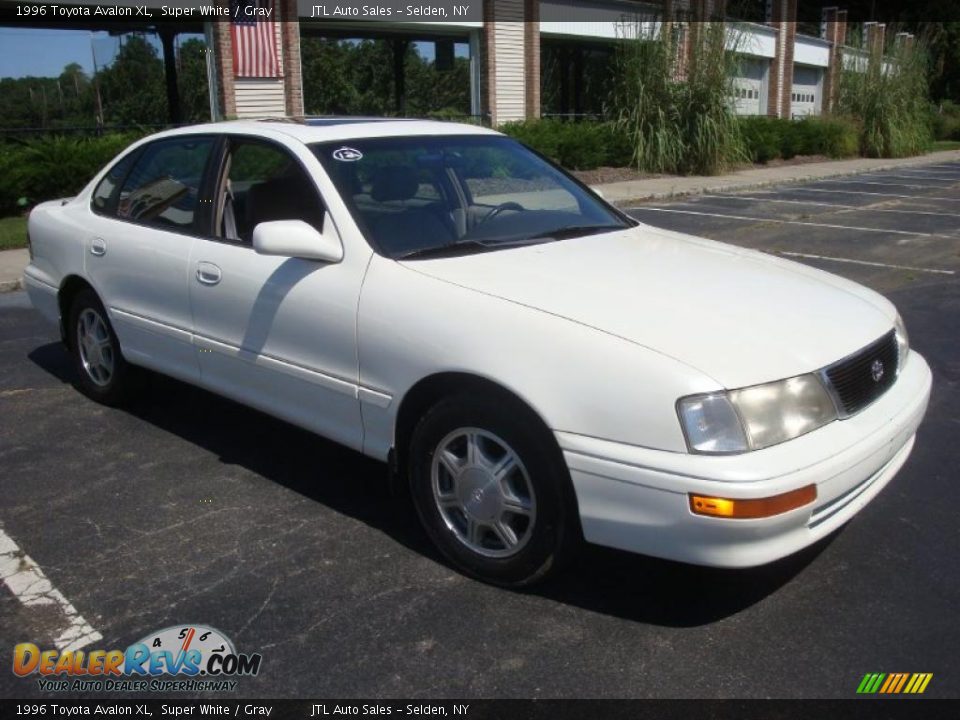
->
(535, 535, 834, 626)
(28, 341, 836, 628)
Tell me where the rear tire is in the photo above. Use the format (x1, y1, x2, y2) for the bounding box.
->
(408, 394, 578, 587)
(67, 288, 137, 406)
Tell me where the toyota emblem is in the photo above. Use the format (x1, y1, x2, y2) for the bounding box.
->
(871, 359, 885, 382)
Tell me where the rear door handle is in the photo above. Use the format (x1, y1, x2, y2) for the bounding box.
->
(196, 261, 222, 286)
(90, 237, 106, 256)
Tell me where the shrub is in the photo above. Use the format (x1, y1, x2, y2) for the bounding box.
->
(0, 147, 19, 216)
(499, 119, 632, 170)
(738, 115, 860, 164)
(931, 101, 960, 141)
(839, 37, 933, 157)
(739, 117, 785, 163)
(794, 116, 860, 157)
(0, 132, 145, 215)
(610, 22, 747, 175)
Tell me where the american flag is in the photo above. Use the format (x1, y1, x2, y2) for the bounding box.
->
(230, 0, 280, 78)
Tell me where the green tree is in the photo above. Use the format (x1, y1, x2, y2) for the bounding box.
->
(929, 22, 960, 103)
(97, 34, 166, 125)
(301, 38, 364, 114)
(301, 37, 471, 118)
(406, 49, 471, 118)
(177, 38, 212, 123)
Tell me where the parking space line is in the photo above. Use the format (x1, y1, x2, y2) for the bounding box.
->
(787, 187, 960, 202)
(0, 526, 102, 651)
(630, 207, 956, 238)
(819, 178, 959, 190)
(780, 251, 955, 275)
(699, 194, 960, 218)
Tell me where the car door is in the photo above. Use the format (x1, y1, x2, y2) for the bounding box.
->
(188, 135, 367, 451)
(85, 135, 216, 383)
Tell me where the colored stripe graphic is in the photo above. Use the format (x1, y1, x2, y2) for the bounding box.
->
(857, 673, 933, 694)
(893, 674, 909, 693)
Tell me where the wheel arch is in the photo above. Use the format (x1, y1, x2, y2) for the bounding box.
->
(395, 373, 546, 459)
(58, 274, 97, 348)
(392, 372, 580, 528)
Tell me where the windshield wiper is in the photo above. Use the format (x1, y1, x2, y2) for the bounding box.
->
(397, 238, 493, 260)
(396, 224, 625, 260)
(525, 224, 625, 241)
(397, 237, 547, 260)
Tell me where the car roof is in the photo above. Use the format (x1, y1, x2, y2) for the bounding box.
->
(153, 117, 501, 145)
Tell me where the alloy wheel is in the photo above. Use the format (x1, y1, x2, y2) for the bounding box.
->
(431, 428, 537, 558)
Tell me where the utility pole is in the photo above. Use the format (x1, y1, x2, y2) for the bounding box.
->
(89, 32, 104, 132)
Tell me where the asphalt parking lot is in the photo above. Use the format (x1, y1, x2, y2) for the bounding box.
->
(1, 161, 958, 699)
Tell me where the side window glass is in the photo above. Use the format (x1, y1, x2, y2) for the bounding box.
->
(220, 141, 324, 244)
(92, 150, 137, 214)
(116, 137, 213, 231)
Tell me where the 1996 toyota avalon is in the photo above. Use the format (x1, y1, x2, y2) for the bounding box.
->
(24, 119, 932, 586)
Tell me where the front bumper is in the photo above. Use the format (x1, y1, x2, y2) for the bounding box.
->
(559, 351, 932, 568)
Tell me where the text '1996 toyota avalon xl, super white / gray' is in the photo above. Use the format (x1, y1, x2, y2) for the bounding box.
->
(23, 119, 932, 586)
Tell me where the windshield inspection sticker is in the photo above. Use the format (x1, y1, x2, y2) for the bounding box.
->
(332, 147, 363, 162)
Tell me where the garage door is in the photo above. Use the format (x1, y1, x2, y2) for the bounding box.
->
(732, 58, 767, 116)
(791, 65, 822, 118)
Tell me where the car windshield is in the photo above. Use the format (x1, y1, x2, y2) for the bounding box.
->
(311, 135, 632, 259)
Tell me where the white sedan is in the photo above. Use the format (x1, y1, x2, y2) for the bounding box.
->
(24, 119, 932, 586)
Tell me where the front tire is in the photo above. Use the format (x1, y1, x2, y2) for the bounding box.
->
(408, 395, 578, 587)
(68, 288, 137, 406)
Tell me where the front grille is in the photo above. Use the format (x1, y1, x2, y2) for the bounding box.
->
(823, 330, 898, 417)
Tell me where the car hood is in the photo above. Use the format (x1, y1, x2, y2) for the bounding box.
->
(401, 225, 896, 388)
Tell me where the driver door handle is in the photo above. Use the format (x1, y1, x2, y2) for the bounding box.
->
(196, 261, 222, 286)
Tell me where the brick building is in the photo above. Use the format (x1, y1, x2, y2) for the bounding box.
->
(123, 0, 885, 126)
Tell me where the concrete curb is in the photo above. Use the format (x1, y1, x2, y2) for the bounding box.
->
(0, 278, 24, 293)
(606, 149, 960, 207)
(0, 248, 29, 294)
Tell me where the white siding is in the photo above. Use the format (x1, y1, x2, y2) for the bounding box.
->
(842, 48, 870, 72)
(540, 0, 659, 40)
(794, 35, 831, 67)
(233, 20, 286, 118)
(235, 79, 287, 117)
(416, 20, 483, 29)
(730, 22, 777, 59)
(492, 1, 526, 124)
(541, 20, 628, 39)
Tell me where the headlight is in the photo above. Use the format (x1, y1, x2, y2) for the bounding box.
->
(894, 313, 909, 372)
(676, 393, 748, 453)
(678, 374, 838, 454)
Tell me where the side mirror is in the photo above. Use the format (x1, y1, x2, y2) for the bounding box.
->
(252, 215, 343, 263)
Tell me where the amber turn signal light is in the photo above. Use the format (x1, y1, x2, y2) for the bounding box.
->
(689, 485, 817, 519)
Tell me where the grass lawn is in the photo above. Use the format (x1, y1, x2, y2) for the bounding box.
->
(931, 140, 960, 152)
(0, 215, 28, 251)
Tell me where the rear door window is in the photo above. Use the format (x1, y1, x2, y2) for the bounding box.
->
(91, 150, 138, 215)
(115, 137, 214, 233)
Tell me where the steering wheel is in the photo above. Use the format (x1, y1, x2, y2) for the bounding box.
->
(479, 202, 524, 225)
